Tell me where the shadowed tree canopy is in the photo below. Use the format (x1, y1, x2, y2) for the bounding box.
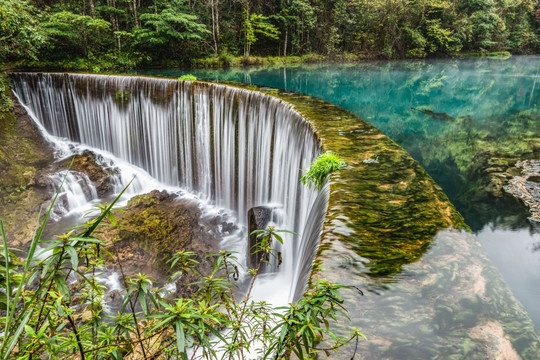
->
(0, 0, 538, 68)
(0, 0, 45, 62)
(134, 0, 209, 61)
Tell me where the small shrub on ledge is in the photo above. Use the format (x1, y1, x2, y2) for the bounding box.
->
(301, 152, 346, 190)
(178, 74, 197, 81)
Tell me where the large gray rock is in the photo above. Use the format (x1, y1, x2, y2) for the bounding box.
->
(247, 206, 274, 270)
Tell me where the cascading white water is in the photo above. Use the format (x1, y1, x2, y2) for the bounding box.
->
(11, 72, 327, 303)
(48, 171, 99, 220)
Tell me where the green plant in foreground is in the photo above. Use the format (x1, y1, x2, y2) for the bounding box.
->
(301, 152, 346, 191)
(178, 74, 197, 81)
(0, 75, 14, 114)
(0, 177, 363, 359)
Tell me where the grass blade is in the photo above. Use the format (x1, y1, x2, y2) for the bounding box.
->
(1, 221, 10, 345)
(3, 308, 33, 359)
(81, 178, 133, 238)
(1, 170, 67, 354)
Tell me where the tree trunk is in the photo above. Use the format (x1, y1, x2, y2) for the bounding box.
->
(213, 0, 219, 54)
(211, 0, 217, 53)
(243, 0, 250, 57)
(284, 29, 288, 57)
(89, 0, 96, 18)
(82, 0, 88, 57)
(106, 0, 121, 51)
(131, 0, 140, 27)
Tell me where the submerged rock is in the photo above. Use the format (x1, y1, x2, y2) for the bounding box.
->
(315, 230, 540, 359)
(504, 160, 540, 222)
(247, 206, 274, 269)
(411, 107, 456, 122)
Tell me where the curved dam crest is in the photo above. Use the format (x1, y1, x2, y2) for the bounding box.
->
(11, 72, 326, 303)
(9, 72, 540, 358)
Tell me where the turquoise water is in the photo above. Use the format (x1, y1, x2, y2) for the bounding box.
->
(137, 56, 540, 328)
(139, 57, 540, 227)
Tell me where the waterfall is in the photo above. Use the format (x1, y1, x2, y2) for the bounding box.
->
(48, 171, 99, 221)
(11, 72, 327, 303)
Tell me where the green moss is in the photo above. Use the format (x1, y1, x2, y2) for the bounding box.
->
(0, 78, 53, 246)
(0, 100, 39, 205)
(191, 53, 365, 69)
(453, 51, 512, 58)
(115, 205, 179, 267)
(115, 90, 130, 102)
(127, 193, 161, 208)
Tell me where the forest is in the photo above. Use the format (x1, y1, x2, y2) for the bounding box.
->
(1, 0, 540, 70)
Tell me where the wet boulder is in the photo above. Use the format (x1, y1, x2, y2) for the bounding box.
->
(247, 206, 274, 270)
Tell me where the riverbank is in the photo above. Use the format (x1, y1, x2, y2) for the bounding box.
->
(1, 50, 517, 74)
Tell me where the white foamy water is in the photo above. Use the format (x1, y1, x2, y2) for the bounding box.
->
(11, 72, 329, 304)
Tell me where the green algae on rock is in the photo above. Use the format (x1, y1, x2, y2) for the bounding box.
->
(97, 190, 222, 274)
(93, 190, 235, 298)
(504, 160, 540, 222)
(253, 85, 469, 276)
(0, 97, 55, 248)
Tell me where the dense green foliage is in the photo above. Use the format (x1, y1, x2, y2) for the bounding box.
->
(1, 0, 539, 69)
(0, 75, 13, 114)
(0, 187, 363, 359)
(178, 74, 197, 81)
(301, 152, 346, 190)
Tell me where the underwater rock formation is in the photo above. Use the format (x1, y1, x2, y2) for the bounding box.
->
(504, 160, 540, 222)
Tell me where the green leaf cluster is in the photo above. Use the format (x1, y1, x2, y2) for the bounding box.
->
(0, 180, 363, 359)
(301, 152, 346, 191)
(178, 74, 197, 81)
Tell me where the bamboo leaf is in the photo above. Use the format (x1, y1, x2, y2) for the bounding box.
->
(139, 290, 148, 315)
(1, 221, 10, 338)
(65, 245, 78, 270)
(175, 319, 186, 355)
(54, 274, 70, 299)
(4, 308, 33, 358)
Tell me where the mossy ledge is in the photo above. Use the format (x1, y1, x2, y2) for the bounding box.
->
(212, 79, 468, 277)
